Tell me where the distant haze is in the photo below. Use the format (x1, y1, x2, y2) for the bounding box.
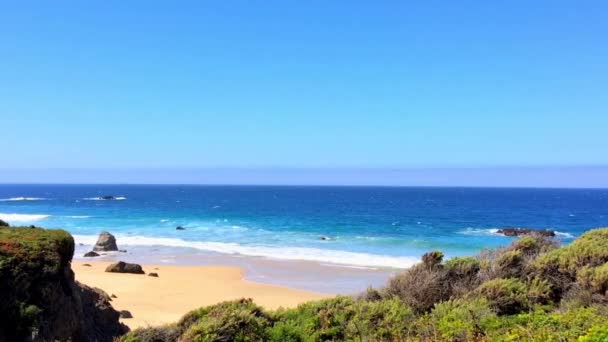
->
(0, 167, 607, 188)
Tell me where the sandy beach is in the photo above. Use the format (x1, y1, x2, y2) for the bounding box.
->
(73, 261, 331, 329)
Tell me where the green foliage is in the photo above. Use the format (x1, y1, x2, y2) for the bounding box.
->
(444, 256, 480, 276)
(426, 298, 496, 341)
(535, 228, 608, 277)
(476, 278, 529, 315)
(578, 324, 608, 342)
(179, 299, 272, 342)
(577, 262, 608, 295)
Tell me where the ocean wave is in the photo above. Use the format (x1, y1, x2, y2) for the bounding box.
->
(0, 213, 51, 222)
(72, 234, 418, 269)
(458, 227, 574, 239)
(0, 197, 47, 201)
(65, 215, 92, 219)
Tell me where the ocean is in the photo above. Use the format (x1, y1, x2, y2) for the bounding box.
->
(1, 184, 607, 292)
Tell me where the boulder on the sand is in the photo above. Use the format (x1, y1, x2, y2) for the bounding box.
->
(0, 219, 9, 227)
(496, 228, 556, 237)
(119, 310, 133, 319)
(84, 251, 100, 257)
(105, 261, 145, 274)
(176, 226, 186, 230)
(83, 263, 92, 267)
(148, 272, 159, 277)
(111, 294, 117, 298)
(93, 231, 118, 251)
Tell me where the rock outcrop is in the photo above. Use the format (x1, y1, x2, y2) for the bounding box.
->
(94, 231, 119, 251)
(105, 261, 145, 274)
(496, 228, 556, 237)
(84, 251, 100, 257)
(0, 219, 9, 227)
(0, 226, 128, 341)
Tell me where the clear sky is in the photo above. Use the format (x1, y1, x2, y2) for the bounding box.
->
(1, 1, 607, 185)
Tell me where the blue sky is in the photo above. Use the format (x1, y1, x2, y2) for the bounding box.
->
(1, 1, 607, 185)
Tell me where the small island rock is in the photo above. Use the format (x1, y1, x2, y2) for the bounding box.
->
(176, 226, 186, 230)
(496, 228, 556, 237)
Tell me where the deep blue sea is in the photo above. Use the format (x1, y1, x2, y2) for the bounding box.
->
(1, 185, 607, 269)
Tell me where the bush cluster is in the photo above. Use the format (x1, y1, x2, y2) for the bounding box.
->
(118, 228, 608, 340)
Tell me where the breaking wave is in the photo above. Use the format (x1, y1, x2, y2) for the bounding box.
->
(72, 234, 418, 269)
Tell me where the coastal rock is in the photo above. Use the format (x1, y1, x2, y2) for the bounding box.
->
(0, 226, 128, 341)
(84, 251, 100, 257)
(0, 219, 9, 227)
(83, 263, 92, 267)
(111, 294, 117, 298)
(105, 261, 145, 274)
(496, 228, 556, 237)
(176, 226, 186, 230)
(119, 310, 133, 319)
(319, 235, 331, 241)
(93, 231, 118, 252)
(148, 272, 159, 277)
(101, 195, 116, 200)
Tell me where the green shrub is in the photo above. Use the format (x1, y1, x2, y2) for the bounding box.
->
(426, 298, 496, 341)
(578, 323, 608, 342)
(179, 299, 272, 341)
(491, 307, 608, 342)
(476, 278, 529, 315)
(384, 262, 449, 313)
(345, 298, 415, 341)
(269, 297, 355, 341)
(535, 228, 608, 277)
(577, 263, 608, 295)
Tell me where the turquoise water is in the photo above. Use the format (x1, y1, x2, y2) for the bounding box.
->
(1, 185, 606, 269)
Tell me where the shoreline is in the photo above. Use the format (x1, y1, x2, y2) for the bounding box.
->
(73, 244, 399, 294)
(73, 261, 331, 329)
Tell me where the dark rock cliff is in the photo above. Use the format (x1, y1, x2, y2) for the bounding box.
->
(0, 226, 128, 342)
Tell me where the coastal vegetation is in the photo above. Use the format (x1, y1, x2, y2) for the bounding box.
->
(122, 228, 608, 341)
(4, 224, 608, 341)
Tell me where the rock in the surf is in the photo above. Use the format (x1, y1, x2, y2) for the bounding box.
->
(93, 231, 118, 251)
(176, 226, 186, 230)
(84, 251, 100, 257)
(105, 261, 145, 274)
(496, 228, 556, 237)
(101, 195, 116, 200)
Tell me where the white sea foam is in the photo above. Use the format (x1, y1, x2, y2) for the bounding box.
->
(0, 197, 47, 201)
(65, 215, 92, 219)
(0, 213, 51, 222)
(72, 234, 418, 269)
(160, 219, 170, 222)
(458, 228, 500, 236)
